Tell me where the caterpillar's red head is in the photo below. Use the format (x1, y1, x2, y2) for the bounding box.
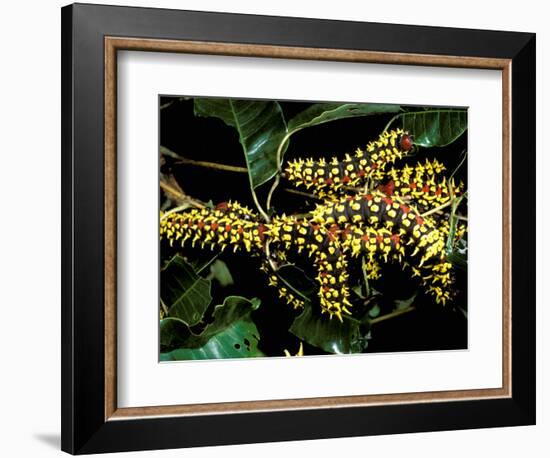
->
(399, 132, 414, 152)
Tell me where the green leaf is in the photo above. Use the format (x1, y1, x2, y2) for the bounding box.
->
(287, 103, 401, 134)
(161, 256, 212, 326)
(186, 296, 261, 347)
(447, 251, 467, 271)
(368, 304, 381, 318)
(393, 293, 417, 311)
(208, 260, 234, 287)
(160, 295, 261, 352)
(160, 317, 192, 349)
(290, 305, 367, 354)
(194, 98, 287, 188)
(188, 252, 219, 275)
(399, 109, 467, 147)
(160, 318, 264, 361)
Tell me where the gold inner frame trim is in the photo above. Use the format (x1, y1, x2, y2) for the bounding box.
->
(104, 36, 512, 421)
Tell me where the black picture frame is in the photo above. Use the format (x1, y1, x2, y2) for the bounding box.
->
(61, 3, 536, 454)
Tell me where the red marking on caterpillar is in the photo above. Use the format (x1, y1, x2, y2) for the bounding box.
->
(342, 175, 351, 183)
(400, 204, 410, 213)
(325, 178, 333, 185)
(379, 180, 395, 195)
(361, 234, 369, 242)
(210, 222, 218, 231)
(415, 216, 424, 226)
(225, 224, 232, 232)
(410, 182, 417, 190)
(422, 184, 430, 193)
(390, 234, 401, 245)
(358, 170, 366, 177)
(237, 226, 244, 234)
(371, 163, 379, 169)
(399, 133, 414, 151)
(310, 223, 320, 232)
(383, 196, 393, 206)
(216, 202, 228, 210)
(376, 235, 384, 244)
(197, 220, 205, 229)
(435, 187, 442, 197)
(346, 195, 354, 201)
(364, 194, 374, 201)
(328, 224, 339, 241)
(258, 224, 266, 241)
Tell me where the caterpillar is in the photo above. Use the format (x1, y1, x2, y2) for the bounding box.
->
(161, 128, 467, 319)
(160, 202, 353, 320)
(381, 159, 465, 211)
(159, 201, 266, 253)
(267, 216, 352, 320)
(310, 192, 453, 304)
(284, 129, 414, 197)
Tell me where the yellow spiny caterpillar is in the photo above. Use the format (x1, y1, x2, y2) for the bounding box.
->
(284, 129, 414, 196)
(311, 191, 424, 233)
(310, 192, 453, 304)
(267, 216, 352, 321)
(381, 159, 464, 210)
(160, 203, 352, 320)
(160, 201, 265, 253)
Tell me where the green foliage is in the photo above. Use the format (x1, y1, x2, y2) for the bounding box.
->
(290, 306, 369, 354)
(160, 319, 264, 361)
(161, 256, 212, 327)
(208, 260, 234, 287)
(160, 254, 263, 360)
(285, 103, 401, 147)
(275, 264, 369, 354)
(399, 109, 467, 147)
(194, 98, 288, 188)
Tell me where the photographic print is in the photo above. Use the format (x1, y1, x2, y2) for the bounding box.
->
(159, 97, 468, 361)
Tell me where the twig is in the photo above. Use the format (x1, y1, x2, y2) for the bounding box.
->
(370, 305, 416, 325)
(420, 200, 453, 218)
(160, 97, 187, 110)
(159, 182, 205, 210)
(266, 131, 292, 211)
(174, 156, 248, 173)
(283, 188, 322, 200)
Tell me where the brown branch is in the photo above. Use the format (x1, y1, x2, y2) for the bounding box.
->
(175, 157, 248, 173)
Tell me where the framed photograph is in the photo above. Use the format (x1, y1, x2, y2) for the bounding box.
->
(61, 3, 536, 454)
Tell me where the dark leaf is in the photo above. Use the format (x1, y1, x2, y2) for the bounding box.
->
(161, 256, 212, 326)
(208, 259, 234, 287)
(160, 295, 261, 353)
(287, 103, 401, 134)
(400, 109, 467, 147)
(194, 98, 287, 188)
(290, 305, 367, 354)
(160, 318, 264, 361)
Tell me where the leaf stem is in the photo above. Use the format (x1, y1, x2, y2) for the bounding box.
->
(420, 200, 454, 218)
(159, 182, 205, 210)
(370, 305, 415, 325)
(283, 188, 322, 200)
(266, 131, 293, 211)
